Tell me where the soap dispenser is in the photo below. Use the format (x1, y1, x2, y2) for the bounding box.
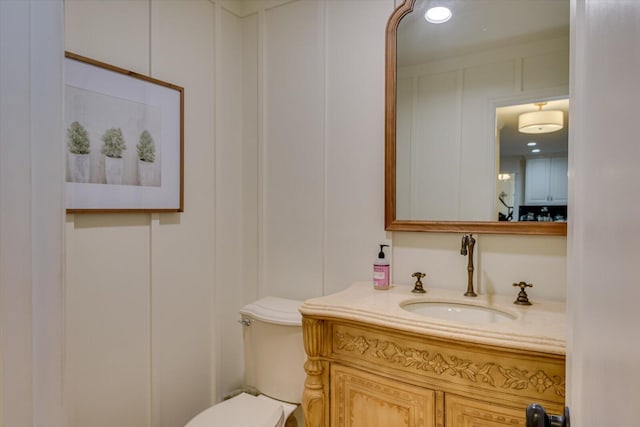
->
(373, 244, 390, 290)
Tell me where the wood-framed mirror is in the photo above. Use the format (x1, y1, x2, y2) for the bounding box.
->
(385, 0, 569, 235)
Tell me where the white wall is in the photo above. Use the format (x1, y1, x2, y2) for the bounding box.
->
(214, 5, 260, 402)
(392, 233, 566, 301)
(568, 0, 640, 424)
(64, 1, 222, 426)
(255, 0, 394, 300)
(0, 1, 65, 426)
(261, 0, 327, 300)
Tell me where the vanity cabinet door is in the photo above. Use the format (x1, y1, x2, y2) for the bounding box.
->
(331, 364, 436, 427)
(445, 394, 525, 427)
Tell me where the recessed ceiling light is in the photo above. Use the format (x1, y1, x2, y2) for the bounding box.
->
(527, 142, 537, 146)
(425, 7, 452, 24)
(531, 148, 541, 153)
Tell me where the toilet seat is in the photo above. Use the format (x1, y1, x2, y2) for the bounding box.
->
(184, 393, 284, 427)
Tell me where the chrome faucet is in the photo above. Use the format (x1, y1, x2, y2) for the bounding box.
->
(460, 234, 477, 297)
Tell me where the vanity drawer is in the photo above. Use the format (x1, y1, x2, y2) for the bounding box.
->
(327, 321, 565, 409)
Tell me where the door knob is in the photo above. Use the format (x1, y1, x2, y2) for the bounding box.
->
(526, 404, 570, 427)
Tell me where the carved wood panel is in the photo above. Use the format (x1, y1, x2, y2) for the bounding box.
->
(445, 393, 526, 427)
(331, 364, 436, 427)
(331, 323, 565, 403)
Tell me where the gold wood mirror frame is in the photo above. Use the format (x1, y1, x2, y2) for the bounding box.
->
(385, 0, 567, 236)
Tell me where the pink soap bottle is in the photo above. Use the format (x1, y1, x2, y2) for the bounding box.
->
(373, 244, 390, 290)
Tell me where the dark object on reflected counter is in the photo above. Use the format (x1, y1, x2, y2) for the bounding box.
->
(498, 192, 514, 221)
(519, 205, 567, 222)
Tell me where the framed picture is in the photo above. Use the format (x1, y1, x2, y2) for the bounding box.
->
(64, 52, 184, 213)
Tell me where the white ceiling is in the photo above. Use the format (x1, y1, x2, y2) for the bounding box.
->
(397, 0, 570, 158)
(397, 0, 570, 66)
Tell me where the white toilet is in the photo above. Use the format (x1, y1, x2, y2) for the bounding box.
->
(185, 297, 306, 427)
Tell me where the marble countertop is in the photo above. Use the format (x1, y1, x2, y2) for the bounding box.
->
(300, 282, 566, 355)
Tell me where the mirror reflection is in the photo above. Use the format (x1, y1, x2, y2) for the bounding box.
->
(393, 0, 569, 225)
(497, 98, 568, 223)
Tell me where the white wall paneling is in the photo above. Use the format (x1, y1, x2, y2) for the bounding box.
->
(30, 3, 66, 424)
(256, 0, 394, 300)
(323, 0, 394, 296)
(150, 1, 216, 426)
(0, 1, 65, 426)
(64, 0, 149, 74)
(568, 0, 640, 424)
(241, 12, 260, 310)
(392, 233, 566, 301)
(65, 1, 217, 426)
(261, 0, 326, 300)
(1, 4, 34, 424)
(65, 214, 151, 427)
(214, 3, 256, 402)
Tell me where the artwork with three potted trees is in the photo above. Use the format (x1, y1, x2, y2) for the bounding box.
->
(64, 51, 183, 213)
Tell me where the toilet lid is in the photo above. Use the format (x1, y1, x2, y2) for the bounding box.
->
(185, 393, 284, 427)
(240, 297, 302, 326)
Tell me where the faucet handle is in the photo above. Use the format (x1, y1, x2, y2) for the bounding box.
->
(513, 281, 533, 305)
(411, 272, 426, 294)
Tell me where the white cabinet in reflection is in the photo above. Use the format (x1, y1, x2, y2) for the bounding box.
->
(525, 157, 568, 205)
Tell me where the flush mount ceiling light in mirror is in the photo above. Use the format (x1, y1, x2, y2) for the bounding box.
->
(424, 6, 452, 23)
(518, 102, 564, 134)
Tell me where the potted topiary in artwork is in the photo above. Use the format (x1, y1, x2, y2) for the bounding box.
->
(67, 121, 91, 183)
(101, 127, 126, 185)
(136, 130, 156, 186)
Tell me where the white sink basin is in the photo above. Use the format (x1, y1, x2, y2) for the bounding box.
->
(401, 301, 516, 323)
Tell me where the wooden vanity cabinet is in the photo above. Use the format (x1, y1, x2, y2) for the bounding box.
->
(302, 316, 565, 427)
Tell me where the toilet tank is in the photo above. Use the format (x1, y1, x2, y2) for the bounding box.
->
(240, 297, 306, 404)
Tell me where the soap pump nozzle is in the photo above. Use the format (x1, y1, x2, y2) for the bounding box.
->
(378, 244, 389, 259)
